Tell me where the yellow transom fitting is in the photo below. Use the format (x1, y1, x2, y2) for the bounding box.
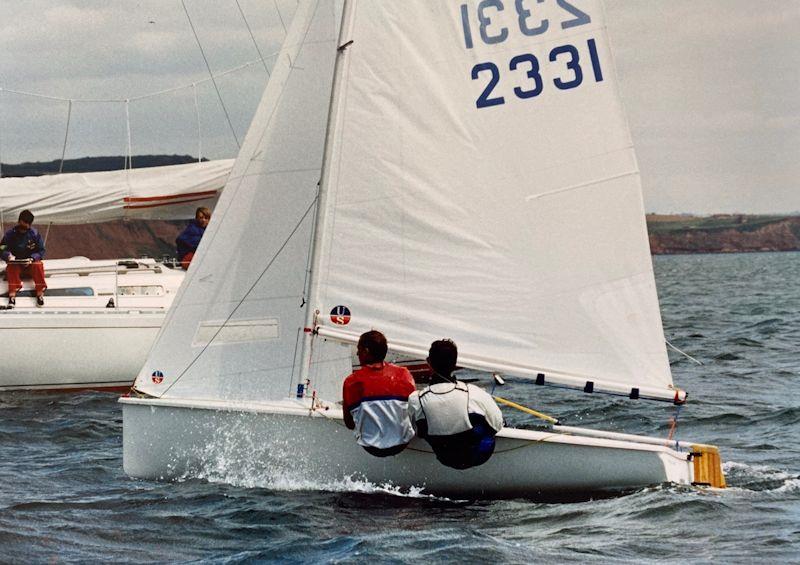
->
(691, 444, 727, 488)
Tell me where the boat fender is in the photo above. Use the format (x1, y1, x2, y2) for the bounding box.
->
(535, 373, 545, 386)
(583, 381, 594, 393)
(629, 388, 640, 400)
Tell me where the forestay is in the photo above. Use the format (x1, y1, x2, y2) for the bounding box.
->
(133, 0, 350, 402)
(0, 160, 232, 224)
(311, 0, 680, 401)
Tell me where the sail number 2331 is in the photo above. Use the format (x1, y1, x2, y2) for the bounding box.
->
(459, 0, 603, 109)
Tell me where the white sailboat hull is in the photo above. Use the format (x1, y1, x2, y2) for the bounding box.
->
(121, 397, 693, 498)
(0, 311, 164, 391)
(0, 257, 183, 391)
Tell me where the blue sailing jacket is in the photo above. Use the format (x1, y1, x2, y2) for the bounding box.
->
(175, 220, 206, 259)
(0, 226, 45, 261)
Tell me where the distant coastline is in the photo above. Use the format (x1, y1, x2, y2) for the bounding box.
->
(2, 156, 797, 258)
(647, 214, 800, 255)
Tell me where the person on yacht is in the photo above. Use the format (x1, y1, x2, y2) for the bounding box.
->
(176, 206, 211, 269)
(342, 330, 417, 457)
(1, 209, 46, 308)
(407, 339, 503, 469)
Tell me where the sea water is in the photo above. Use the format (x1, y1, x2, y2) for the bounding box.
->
(0, 252, 798, 562)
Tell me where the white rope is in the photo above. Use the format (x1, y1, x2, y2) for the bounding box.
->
(127, 59, 269, 102)
(58, 100, 72, 174)
(273, 0, 287, 37)
(0, 57, 275, 104)
(665, 339, 703, 366)
(193, 83, 202, 163)
(0, 86, 66, 103)
(235, 0, 271, 77)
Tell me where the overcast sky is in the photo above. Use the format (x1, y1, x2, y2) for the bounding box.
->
(0, 1, 798, 214)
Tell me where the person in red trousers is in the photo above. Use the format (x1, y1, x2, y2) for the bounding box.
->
(1, 209, 46, 309)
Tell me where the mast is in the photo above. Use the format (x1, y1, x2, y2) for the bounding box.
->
(297, 0, 357, 388)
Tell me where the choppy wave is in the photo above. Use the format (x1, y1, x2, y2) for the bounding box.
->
(723, 461, 800, 493)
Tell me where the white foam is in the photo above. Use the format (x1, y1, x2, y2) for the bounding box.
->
(721, 461, 800, 493)
(173, 421, 452, 500)
(193, 466, 448, 500)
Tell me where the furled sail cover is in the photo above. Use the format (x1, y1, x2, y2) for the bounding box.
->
(314, 0, 678, 400)
(0, 160, 232, 224)
(134, 0, 350, 402)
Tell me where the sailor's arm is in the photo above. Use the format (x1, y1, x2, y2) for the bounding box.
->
(31, 233, 44, 261)
(0, 233, 10, 262)
(175, 225, 195, 256)
(341, 375, 359, 430)
(343, 407, 355, 430)
(469, 385, 504, 432)
(32, 231, 45, 261)
(406, 392, 426, 437)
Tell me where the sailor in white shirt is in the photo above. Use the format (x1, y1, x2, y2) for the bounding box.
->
(407, 339, 503, 469)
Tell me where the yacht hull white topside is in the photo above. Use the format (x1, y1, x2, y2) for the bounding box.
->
(0, 257, 184, 391)
(121, 396, 694, 499)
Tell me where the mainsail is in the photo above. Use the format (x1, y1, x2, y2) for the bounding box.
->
(310, 0, 679, 401)
(133, 0, 349, 402)
(0, 160, 233, 224)
(134, 0, 682, 404)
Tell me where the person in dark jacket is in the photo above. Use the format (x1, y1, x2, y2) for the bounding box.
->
(407, 339, 503, 469)
(176, 207, 211, 269)
(1, 209, 47, 308)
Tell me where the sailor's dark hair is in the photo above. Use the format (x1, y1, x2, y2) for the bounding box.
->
(358, 330, 388, 362)
(18, 209, 34, 224)
(428, 339, 458, 376)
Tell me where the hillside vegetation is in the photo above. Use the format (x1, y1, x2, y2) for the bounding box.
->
(647, 214, 800, 254)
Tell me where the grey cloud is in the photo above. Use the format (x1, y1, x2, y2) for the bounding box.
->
(1, 0, 797, 213)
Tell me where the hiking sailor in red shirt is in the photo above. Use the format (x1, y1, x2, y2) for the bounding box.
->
(342, 330, 416, 457)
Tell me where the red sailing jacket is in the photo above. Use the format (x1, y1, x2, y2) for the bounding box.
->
(342, 362, 416, 450)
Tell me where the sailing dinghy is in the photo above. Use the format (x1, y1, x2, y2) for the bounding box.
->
(122, 0, 725, 497)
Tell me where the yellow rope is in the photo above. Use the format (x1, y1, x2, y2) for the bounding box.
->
(493, 395, 559, 425)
